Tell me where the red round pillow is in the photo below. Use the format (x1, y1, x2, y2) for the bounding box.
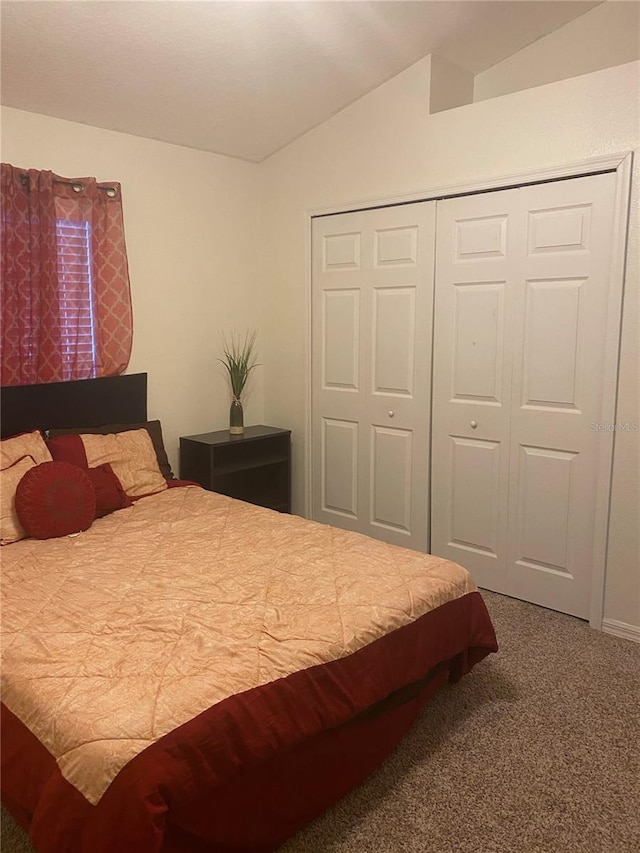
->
(15, 461, 96, 540)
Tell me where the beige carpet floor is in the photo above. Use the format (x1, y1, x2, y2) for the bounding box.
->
(2, 590, 639, 853)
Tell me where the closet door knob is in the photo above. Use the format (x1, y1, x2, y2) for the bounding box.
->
(470, 420, 478, 429)
(388, 410, 395, 418)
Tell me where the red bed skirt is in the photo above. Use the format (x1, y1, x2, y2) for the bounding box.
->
(2, 592, 497, 852)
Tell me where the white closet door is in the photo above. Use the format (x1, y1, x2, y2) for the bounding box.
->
(431, 188, 515, 591)
(432, 172, 618, 618)
(506, 175, 617, 617)
(311, 202, 435, 550)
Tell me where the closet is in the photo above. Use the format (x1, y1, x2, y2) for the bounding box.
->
(311, 170, 622, 619)
(311, 202, 435, 551)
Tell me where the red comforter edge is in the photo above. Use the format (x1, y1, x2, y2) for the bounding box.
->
(2, 590, 497, 853)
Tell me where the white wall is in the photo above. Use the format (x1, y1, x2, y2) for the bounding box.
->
(429, 54, 474, 114)
(474, 1, 640, 102)
(259, 59, 640, 630)
(0, 107, 264, 475)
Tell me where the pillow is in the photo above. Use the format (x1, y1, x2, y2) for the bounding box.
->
(46, 434, 89, 468)
(15, 461, 96, 540)
(47, 420, 174, 479)
(48, 429, 167, 499)
(87, 463, 132, 517)
(0, 455, 37, 545)
(1, 430, 52, 470)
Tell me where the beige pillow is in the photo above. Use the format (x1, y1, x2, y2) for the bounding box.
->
(1, 430, 52, 469)
(1, 455, 37, 545)
(80, 429, 167, 498)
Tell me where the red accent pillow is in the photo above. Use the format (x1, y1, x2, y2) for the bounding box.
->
(46, 434, 88, 468)
(15, 461, 96, 540)
(87, 463, 132, 517)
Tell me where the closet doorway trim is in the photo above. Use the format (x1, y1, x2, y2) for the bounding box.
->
(304, 150, 632, 631)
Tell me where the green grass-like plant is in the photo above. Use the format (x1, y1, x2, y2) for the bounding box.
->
(218, 330, 259, 399)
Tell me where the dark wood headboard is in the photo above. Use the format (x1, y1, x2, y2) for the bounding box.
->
(1, 374, 147, 438)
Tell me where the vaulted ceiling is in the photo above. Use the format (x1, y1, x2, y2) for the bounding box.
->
(1, 1, 600, 162)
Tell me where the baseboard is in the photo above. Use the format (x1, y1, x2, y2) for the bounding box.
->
(602, 618, 640, 644)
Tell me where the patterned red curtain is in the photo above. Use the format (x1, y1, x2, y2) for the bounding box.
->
(1, 164, 132, 386)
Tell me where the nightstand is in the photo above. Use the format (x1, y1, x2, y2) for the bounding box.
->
(179, 425, 291, 513)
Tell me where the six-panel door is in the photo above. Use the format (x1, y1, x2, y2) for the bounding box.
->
(311, 202, 435, 551)
(431, 173, 617, 618)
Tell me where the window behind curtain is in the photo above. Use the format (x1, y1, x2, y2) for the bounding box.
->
(1, 164, 132, 387)
(56, 218, 97, 380)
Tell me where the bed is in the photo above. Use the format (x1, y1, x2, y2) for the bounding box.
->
(1, 374, 498, 853)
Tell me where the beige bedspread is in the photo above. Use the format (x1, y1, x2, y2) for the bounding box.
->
(1, 487, 476, 805)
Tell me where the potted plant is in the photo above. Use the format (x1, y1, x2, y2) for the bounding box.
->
(219, 330, 259, 435)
